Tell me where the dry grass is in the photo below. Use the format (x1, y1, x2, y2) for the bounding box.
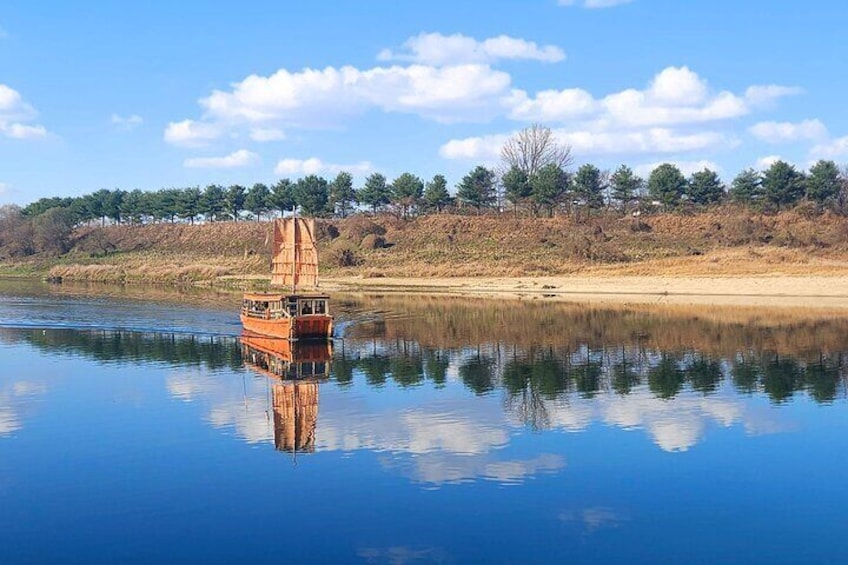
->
(12, 208, 848, 285)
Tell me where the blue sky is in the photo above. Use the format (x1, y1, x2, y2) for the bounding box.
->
(1, 0, 846, 204)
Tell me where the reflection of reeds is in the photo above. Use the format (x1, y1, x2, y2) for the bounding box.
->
(336, 294, 848, 412)
(343, 294, 848, 359)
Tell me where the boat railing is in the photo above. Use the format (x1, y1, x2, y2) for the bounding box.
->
(241, 305, 289, 320)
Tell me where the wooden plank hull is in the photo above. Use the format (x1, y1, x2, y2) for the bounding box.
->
(240, 314, 333, 340)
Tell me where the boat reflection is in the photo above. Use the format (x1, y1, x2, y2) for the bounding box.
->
(240, 332, 331, 453)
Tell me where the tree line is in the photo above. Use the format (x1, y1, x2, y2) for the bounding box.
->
(2, 124, 847, 257)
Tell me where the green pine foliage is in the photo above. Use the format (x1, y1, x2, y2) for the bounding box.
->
(456, 166, 496, 212)
(648, 163, 687, 209)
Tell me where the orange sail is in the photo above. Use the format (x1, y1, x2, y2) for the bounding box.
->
(270, 218, 319, 290)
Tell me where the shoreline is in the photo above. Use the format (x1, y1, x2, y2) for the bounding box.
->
(6, 269, 848, 309)
(322, 274, 848, 309)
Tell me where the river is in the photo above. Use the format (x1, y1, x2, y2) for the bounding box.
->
(1, 279, 847, 564)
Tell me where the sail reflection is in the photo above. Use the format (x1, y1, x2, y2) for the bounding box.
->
(241, 333, 330, 453)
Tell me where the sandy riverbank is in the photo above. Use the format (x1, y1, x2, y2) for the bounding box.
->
(322, 275, 848, 309)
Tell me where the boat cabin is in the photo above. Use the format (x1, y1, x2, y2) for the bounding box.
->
(242, 293, 330, 320)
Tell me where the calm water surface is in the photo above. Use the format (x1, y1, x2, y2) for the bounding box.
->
(1, 280, 848, 564)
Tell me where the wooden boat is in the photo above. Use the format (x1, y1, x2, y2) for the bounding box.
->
(240, 217, 333, 340)
(240, 331, 331, 453)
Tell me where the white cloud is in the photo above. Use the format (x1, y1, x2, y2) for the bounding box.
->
(560, 129, 729, 155)
(0, 85, 32, 118)
(439, 134, 507, 161)
(810, 136, 848, 159)
(509, 66, 776, 128)
(111, 113, 143, 130)
(196, 64, 798, 132)
(440, 128, 730, 161)
(377, 32, 565, 65)
(633, 160, 722, 178)
(164, 45, 522, 145)
(749, 119, 827, 143)
(200, 63, 512, 126)
(0, 84, 49, 139)
(183, 149, 259, 169)
(164, 119, 222, 147)
(0, 182, 8, 196)
(755, 155, 782, 169)
(166, 49, 801, 170)
(559, 0, 634, 7)
(441, 66, 801, 163)
(2, 123, 47, 139)
(648, 66, 708, 106)
(274, 157, 373, 177)
(508, 88, 597, 122)
(249, 128, 286, 142)
(744, 85, 804, 105)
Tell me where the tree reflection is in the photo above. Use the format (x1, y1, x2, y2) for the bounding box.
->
(6, 295, 848, 423)
(460, 355, 496, 396)
(14, 328, 242, 371)
(804, 356, 841, 404)
(360, 355, 391, 387)
(686, 356, 723, 395)
(332, 354, 355, 388)
(572, 357, 603, 399)
(503, 350, 570, 399)
(611, 358, 641, 396)
(762, 356, 803, 404)
(731, 356, 761, 394)
(648, 354, 685, 400)
(424, 350, 449, 387)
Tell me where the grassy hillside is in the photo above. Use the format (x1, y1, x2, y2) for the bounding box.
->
(5, 207, 848, 285)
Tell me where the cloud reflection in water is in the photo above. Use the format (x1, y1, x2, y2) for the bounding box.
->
(0, 380, 46, 436)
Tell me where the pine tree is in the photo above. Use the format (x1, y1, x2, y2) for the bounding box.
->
(456, 166, 496, 213)
(647, 163, 687, 209)
(358, 173, 391, 213)
(610, 165, 643, 212)
(687, 169, 725, 206)
(423, 174, 451, 212)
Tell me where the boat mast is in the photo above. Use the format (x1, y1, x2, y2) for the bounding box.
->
(291, 208, 297, 295)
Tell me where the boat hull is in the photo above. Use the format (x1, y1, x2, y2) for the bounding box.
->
(240, 314, 333, 340)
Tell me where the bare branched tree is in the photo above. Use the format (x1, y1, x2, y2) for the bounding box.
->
(0, 205, 34, 257)
(500, 123, 573, 177)
(837, 164, 848, 216)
